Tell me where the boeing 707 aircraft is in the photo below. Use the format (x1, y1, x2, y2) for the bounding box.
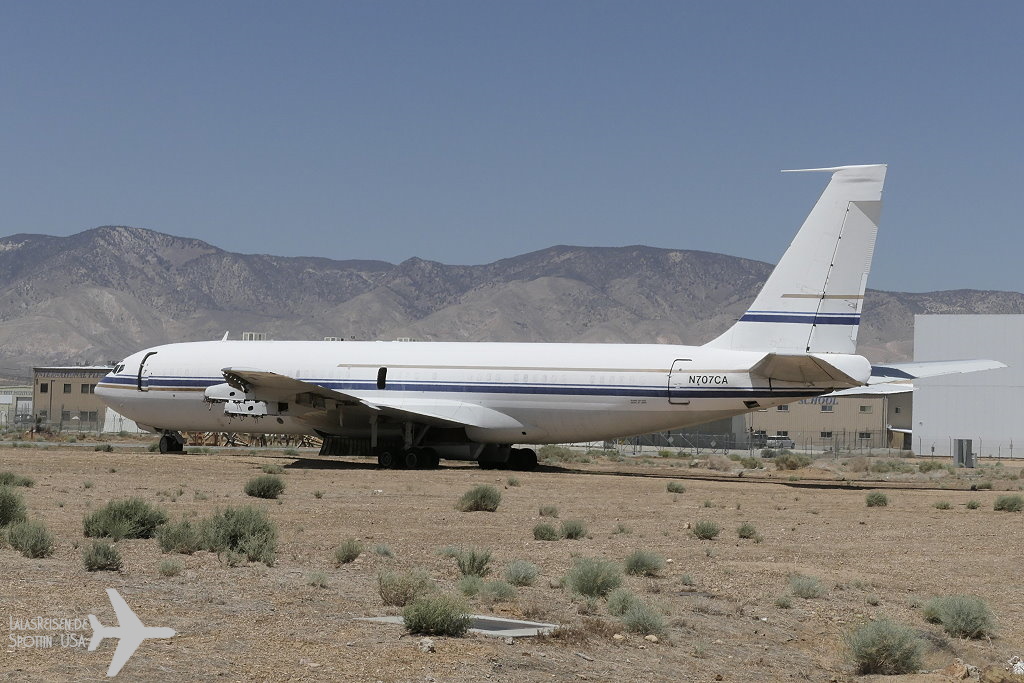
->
(96, 165, 1003, 469)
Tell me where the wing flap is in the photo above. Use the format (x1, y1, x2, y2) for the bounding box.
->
(367, 397, 525, 430)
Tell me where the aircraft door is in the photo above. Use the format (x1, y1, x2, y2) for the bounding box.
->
(137, 352, 158, 391)
(667, 359, 692, 405)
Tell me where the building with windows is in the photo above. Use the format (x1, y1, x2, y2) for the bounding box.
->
(32, 366, 112, 431)
(744, 384, 912, 451)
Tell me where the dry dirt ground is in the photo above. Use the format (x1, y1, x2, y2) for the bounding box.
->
(2, 445, 1023, 682)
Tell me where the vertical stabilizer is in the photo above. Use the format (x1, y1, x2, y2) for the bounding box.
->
(706, 164, 886, 354)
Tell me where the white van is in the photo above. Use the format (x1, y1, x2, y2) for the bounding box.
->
(764, 435, 795, 449)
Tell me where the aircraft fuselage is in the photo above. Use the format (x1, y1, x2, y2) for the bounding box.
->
(97, 340, 863, 445)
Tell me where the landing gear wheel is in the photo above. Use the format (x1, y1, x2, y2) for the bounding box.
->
(377, 451, 396, 468)
(402, 449, 420, 470)
(517, 448, 538, 471)
(158, 433, 183, 454)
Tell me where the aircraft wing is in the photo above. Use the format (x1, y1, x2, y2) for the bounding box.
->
(107, 635, 145, 678)
(221, 368, 524, 430)
(106, 588, 143, 630)
(868, 359, 1006, 385)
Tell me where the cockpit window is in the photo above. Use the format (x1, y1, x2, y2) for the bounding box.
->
(113, 363, 126, 374)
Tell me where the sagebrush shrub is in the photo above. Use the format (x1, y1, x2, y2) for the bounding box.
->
(457, 575, 484, 597)
(607, 588, 643, 617)
(199, 505, 277, 566)
(455, 485, 501, 512)
(156, 519, 200, 554)
(666, 481, 686, 494)
(994, 494, 1023, 512)
(533, 522, 561, 541)
(244, 474, 285, 499)
(334, 538, 363, 564)
(846, 619, 923, 675)
(560, 519, 587, 540)
(622, 602, 666, 636)
(0, 471, 34, 487)
(538, 504, 559, 518)
(403, 594, 472, 636)
(565, 558, 622, 597)
(7, 519, 55, 558)
(378, 570, 435, 606)
(453, 547, 492, 577)
(158, 559, 183, 577)
(624, 549, 665, 576)
(789, 574, 824, 599)
(504, 560, 539, 586)
(865, 492, 889, 508)
(922, 595, 995, 639)
(692, 520, 720, 540)
(481, 580, 516, 602)
(83, 498, 168, 540)
(737, 522, 758, 539)
(774, 452, 812, 470)
(82, 540, 122, 571)
(0, 486, 28, 527)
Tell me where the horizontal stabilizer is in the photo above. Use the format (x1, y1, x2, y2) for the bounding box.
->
(868, 359, 1006, 385)
(750, 353, 864, 387)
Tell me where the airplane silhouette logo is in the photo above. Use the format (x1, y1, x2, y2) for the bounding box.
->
(88, 588, 176, 677)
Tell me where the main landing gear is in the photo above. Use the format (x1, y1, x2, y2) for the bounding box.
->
(158, 431, 185, 454)
(377, 447, 440, 470)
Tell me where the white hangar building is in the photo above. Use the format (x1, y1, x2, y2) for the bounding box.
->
(913, 314, 1023, 459)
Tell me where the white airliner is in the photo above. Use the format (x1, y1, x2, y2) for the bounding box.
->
(96, 165, 1003, 469)
(88, 588, 176, 678)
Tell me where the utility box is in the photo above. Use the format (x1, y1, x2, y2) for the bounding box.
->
(953, 439, 976, 468)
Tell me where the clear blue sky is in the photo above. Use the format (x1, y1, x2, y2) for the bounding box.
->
(2, 1, 1021, 292)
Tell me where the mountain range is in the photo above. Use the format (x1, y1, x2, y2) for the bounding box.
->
(0, 225, 1021, 376)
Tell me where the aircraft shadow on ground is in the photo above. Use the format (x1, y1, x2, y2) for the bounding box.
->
(279, 457, 932, 491)
(285, 458, 380, 471)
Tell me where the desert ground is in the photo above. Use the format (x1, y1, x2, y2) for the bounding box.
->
(2, 442, 1023, 682)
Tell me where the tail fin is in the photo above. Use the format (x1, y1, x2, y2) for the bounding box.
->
(88, 614, 104, 650)
(706, 164, 886, 354)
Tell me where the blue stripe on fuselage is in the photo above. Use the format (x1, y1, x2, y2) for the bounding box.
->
(102, 373, 824, 400)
